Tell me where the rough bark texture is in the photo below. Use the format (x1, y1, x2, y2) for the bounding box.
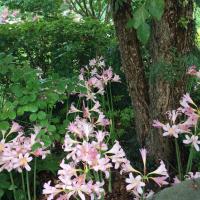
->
(112, 0, 194, 161)
(149, 0, 194, 160)
(112, 0, 150, 146)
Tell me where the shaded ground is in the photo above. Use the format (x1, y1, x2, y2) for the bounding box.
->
(105, 171, 132, 200)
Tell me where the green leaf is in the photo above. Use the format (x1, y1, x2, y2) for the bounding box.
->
(29, 94, 37, 102)
(53, 133, 60, 141)
(11, 86, 23, 98)
(133, 6, 149, 29)
(39, 119, 49, 126)
(8, 111, 16, 120)
(0, 121, 9, 131)
(25, 104, 38, 112)
(42, 135, 52, 147)
(37, 111, 47, 120)
(16, 190, 26, 200)
(48, 125, 56, 132)
(196, 0, 200, 7)
(37, 101, 47, 109)
(17, 107, 25, 116)
(137, 23, 151, 44)
(0, 189, 4, 199)
(8, 184, 17, 191)
(36, 129, 46, 139)
(0, 173, 10, 190)
(147, 0, 165, 20)
(31, 142, 42, 151)
(37, 155, 62, 175)
(29, 113, 37, 121)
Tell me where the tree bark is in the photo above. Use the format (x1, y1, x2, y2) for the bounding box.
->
(149, 0, 194, 160)
(112, 0, 194, 161)
(112, 0, 150, 146)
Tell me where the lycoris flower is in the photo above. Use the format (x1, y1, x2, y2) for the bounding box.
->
(125, 174, 145, 194)
(42, 58, 168, 200)
(183, 135, 200, 151)
(0, 123, 50, 173)
(43, 58, 122, 200)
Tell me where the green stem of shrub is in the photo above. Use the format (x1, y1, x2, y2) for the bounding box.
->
(175, 139, 183, 180)
(34, 158, 37, 200)
(26, 171, 31, 200)
(186, 146, 194, 174)
(21, 172, 26, 200)
(9, 172, 17, 200)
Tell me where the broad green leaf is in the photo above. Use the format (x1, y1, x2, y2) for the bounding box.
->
(0, 121, 9, 131)
(37, 100, 47, 109)
(37, 155, 62, 175)
(42, 135, 52, 147)
(8, 111, 16, 120)
(48, 125, 56, 132)
(147, 0, 165, 20)
(133, 6, 149, 29)
(25, 104, 38, 112)
(39, 119, 49, 127)
(29, 113, 37, 121)
(29, 94, 37, 102)
(36, 129, 46, 139)
(11, 86, 23, 98)
(0, 173, 10, 189)
(37, 111, 47, 120)
(137, 23, 151, 44)
(17, 107, 25, 116)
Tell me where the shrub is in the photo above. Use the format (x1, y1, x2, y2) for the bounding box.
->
(0, 17, 116, 77)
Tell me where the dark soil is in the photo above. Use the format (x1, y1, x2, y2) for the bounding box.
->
(105, 171, 133, 200)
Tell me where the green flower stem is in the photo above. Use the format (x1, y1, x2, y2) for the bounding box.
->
(26, 171, 31, 200)
(105, 84, 115, 144)
(21, 172, 27, 200)
(108, 172, 112, 193)
(33, 158, 37, 200)
(109, 83, 115, 143)
(9, 172, 17, 200)
(186, 146, 194, 174)
(175, 139, 183, 180)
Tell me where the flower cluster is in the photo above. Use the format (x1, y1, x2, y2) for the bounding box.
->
(79, 57, 120, 99)
(43, 58, 168, 200)
(0, 7, 21, 24)
(187, 65, 200, 78)
(43, 58, 123, 200)
(153, 93, 200, 151)
(153, 66, 200, 185)
(0, 122, 50, 172)
(121, 149, 168, 199)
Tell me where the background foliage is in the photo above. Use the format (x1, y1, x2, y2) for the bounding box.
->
(0, 17, 116, 76)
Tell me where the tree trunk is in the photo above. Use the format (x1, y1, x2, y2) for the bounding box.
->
(149, 0, 194, 160)
(112, 0, 194, 161)
(112, 0, 150, 146)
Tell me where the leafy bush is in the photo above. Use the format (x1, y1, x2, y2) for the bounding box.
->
(1, 0, 63, 18)
(0, 17, 116, 77)
(0, 53, 82, 143)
